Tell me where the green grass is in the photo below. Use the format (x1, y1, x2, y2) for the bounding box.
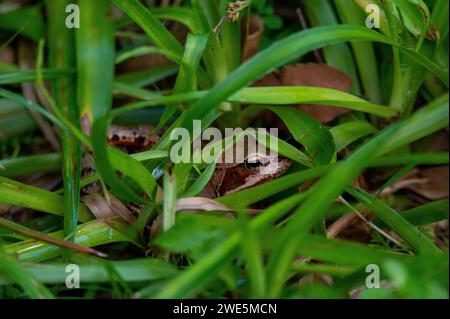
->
(0, 0, 448, 299)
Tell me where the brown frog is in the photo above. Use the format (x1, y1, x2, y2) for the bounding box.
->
(202, 152, 292, 198)
(106, 126, 291, 199)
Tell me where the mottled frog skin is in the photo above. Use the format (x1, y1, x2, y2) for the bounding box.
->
(202, 152, 292, 198)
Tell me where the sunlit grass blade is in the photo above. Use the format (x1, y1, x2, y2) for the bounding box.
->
(330, 121, 378, 152)
(4, 218, 137, 262)
(0, 217, 107, 257)
(0, 176, 93, 222)
(115, 7, 197, 33)
(112, 86, 397, 119)
(233, 87, 396, 117)
(267, 106, 335, 165)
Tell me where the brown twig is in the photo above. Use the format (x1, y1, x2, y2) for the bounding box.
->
(0, 217, 107, 257)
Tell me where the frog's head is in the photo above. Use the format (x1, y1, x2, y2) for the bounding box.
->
(217, 151, 292, 196)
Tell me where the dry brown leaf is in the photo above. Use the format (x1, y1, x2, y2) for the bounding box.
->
(280, 63, 353, 123)
(281, 63, 352, 91)
(108, 196, 136, 223)
(254, 72, 282, 87)
(82, 193, 115, 219)
(82, 193, 135, 223)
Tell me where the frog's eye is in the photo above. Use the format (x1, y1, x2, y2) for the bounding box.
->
(244, 158, 262, 171)
(244, 154, 268, 171)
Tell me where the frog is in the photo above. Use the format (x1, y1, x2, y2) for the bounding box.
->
(202, 151, 292, 198)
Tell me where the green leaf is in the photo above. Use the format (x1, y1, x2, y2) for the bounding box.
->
(267, 106, 335, 165)
(0, 176, 93, 222)
(46, 0, 81, 257)
(375, 200, 449, 227)
(330, 120, 378, 152)
(0, 153, 61, 178)
(112, 0, 184, 62)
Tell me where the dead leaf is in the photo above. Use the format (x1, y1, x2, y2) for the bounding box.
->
(281, 63, 352, 93)
(82, 193, 136, 223)
(254, 72, 282, 87)
(82, 193, 114, 219)
(280, 63, 353, 123)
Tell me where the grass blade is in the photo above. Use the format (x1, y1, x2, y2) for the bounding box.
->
(47, 0, 82, 259)
(0, 248, 54, 298)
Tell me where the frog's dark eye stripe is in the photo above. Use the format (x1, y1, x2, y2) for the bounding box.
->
(244, 159, 262, 171)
